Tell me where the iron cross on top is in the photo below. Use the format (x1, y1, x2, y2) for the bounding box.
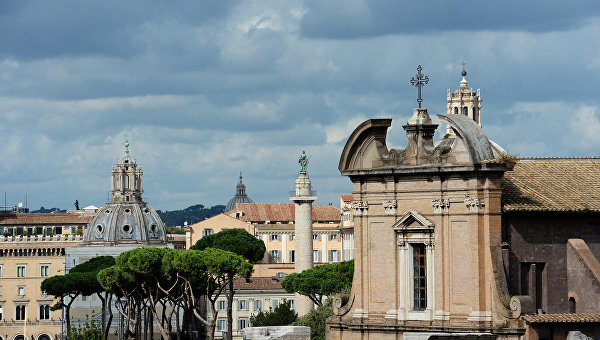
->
(410, 65, 429, 108)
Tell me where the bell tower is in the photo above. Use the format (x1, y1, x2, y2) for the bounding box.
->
(110, 138, 143, 203)
(446, 62, 482, 132)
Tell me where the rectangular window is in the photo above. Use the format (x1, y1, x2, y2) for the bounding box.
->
(288, 250, 295, 263)
(238, 300, 249, 311)
(289, 234, 295, 241)
(288, 299, 295, 310)
(55, 226, 63, 235)
(329, 234, 339, 241)
(413, 244, 426, 311)
(201, 229, 214, 237)
(0, 265, 2, 277)
(328, 250, 340, 263)
(313, 234, 321, 241)
(272, 299, 279, 310)
(39, 304, 50, 320)
(40, 265, 49, 277)
(238, 318, 249, 330)
(269, 234, 280, 242)
(254, 299, 262, 311)
(269, 250, 281, 264)
(16, 227, 23, 236)
(15, 305, 26, 321)
(217, 300, 227, 311)
(17, 286, 24, 297)
(36, 227, 43, 235)
(217, 319, 227, 331)
(45, 227, 53, 236)
(313, 250, 321, 263)
(17, 265, 26, 277)
(0, 306, 3, 320)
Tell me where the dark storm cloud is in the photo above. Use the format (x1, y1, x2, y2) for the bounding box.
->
(0, 0, 236, 59)
(300, 0, 600, 39)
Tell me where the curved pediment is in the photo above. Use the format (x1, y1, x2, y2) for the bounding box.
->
(437, 114, 494, 165)
(338, 119, 392, 172)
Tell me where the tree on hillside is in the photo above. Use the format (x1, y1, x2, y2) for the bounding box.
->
(191, 228, 266, 340)
(281, 260, 354, 306)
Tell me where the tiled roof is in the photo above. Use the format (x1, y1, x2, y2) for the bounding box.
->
(0, 213, 93, 225)
(235, 203, 340, 223)
(233, 277, 284, 290)
(502, 158, 600, 212)
(522, 313, 600, 323)
(340, 195, 353, 202)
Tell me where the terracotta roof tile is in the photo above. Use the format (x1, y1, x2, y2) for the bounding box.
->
(503, 158, 600, 212)
(235, 203, 340, 223)
(523, 313, 600, 323)
(340, 195, 353, 202)
(0, 213, 93, 225)
(233, 277, 284, 290)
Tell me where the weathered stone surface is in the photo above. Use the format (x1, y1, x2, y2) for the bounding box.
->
(242, 326, 311, 340)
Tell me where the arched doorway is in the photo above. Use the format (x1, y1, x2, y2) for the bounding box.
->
(13, 335, 25, 340)
(37, 335, 51, 340)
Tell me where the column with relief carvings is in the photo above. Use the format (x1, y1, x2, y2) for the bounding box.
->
(290, 167, 317, 316)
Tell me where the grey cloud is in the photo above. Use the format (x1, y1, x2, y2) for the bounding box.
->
(299, 0, 600, 39)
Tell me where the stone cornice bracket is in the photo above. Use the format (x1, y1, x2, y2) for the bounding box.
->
(382, 200, 397, 215)
(431, 198, 449, 214)
(350, 201, 368, 216)
(464, 197, 485, 214)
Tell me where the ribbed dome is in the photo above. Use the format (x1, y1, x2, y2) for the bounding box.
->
(226, 172, 254, 211)
(83, 202, 166, 244)
(82, 140, 167, 245)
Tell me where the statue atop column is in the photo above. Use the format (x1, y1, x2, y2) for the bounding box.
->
(298, 150, 311, 173)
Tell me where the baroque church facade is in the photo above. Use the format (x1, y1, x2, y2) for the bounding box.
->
(328, 70, 600, 340)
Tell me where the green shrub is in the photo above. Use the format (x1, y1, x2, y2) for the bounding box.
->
(250, 300, 297, 326)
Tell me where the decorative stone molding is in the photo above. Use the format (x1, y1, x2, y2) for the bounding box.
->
(431, 199, 449, 214)
(352, 308, 369, 319)
(382, 200, 397, 215)
(393, 211, 435, 247)
(464, 197, 485, 213)
(350, 201, 368, 216)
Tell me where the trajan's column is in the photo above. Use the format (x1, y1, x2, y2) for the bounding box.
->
(290, 150, 317, 316)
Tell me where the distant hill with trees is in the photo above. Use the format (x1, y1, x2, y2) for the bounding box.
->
(156, 204, 225, 228)
(31, 207, 66, 213)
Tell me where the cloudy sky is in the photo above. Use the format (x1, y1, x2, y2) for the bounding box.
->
(1, 1, 599, 212)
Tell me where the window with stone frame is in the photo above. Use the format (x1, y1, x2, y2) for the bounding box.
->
(216, 300, 227, 311)
(40, 264, 50, 277)
(15, 305, 26, 320)
(329, 234, 339, 241)
(217, 319, 227, 331)
(39, 304, 50, 320)
(269, 234, 281, 242)
(288, 250, 295, 263)
(238, 299, 249, 311)
(202, 229, 214, 237)
(0, 305, 2, 320)
(313, 249, 321, 263)
(238, 318, 249, 330)
(269, 250, 281, 264)
(272, 299, 279, 310)
(17, 265, 26, 277)
(254, 299, 262, 311)
(412, 243, 426, 311)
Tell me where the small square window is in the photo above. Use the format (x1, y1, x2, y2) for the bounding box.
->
(313, 234, 321, 241)
(17, 286, 24, 297)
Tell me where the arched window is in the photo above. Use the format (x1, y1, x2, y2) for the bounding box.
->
(462, 107, 468, 115)
(473, 107, 478, 122)
(454, 107, 458, 114)
(569, 297, 576, 313)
